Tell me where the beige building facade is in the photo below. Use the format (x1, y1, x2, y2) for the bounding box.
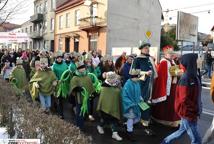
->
(55, 0, 107, 54)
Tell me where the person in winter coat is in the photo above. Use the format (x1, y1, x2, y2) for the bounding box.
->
(161, 53, 202, 144)
(122, 69, 143, 141)
(96, 71, 123, 141)
(30, 58, 57, 113)
(121, 55, 134, 85)
(52, 52, 68, 119)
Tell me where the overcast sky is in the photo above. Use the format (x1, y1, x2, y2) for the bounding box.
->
(8, 0, 214, 34)
(160, 0, 214, 34)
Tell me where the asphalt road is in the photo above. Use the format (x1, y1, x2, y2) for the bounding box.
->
(61, 87, 214, 144)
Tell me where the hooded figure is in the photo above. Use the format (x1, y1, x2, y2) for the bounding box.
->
(161, 53, 202, 144)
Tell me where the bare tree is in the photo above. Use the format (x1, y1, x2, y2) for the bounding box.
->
(0, 0, 33, 25)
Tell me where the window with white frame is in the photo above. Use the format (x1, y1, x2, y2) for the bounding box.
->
(75, 10, 80, 26)
(59, 15, 63, 29)
(50, 18, 54, 31)
(89, 34, 98, 51)
(66, 13, 70, 28)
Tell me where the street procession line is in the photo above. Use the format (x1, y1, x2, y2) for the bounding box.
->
(203, 108, 214, 116)
(202, 82, 211, 85)
(202, 87, 210, 90)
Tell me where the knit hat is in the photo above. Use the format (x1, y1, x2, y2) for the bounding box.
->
(106, 55, 114, 61)
(16, 57, 23, 65)
(21, 51, 28, 60)
(76, 61, 86, 70)
(55, 51, 63, 58)
(40, 58, 48, 67)
(85, 53, 92, 60)
(73, 52, 81, 57)
(139, 42, 151, 49)
(35, 60, 40, 66)
(129, 69, 140, 76)
(105, 71, 120, 86)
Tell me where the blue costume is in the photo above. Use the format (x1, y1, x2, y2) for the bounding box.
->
(130, 54, 157, 125)
(122, 79, 142, 119)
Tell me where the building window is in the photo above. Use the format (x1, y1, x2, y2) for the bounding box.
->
(51, 0, 56, 10)
(30, 26, 32, 33)
(59, 15, 63, 29)
(25, 28, 28, 33)
(75, 10, 80, 26)
(66, 13, 70, 28)
(44, 1, 48, 12)
(50, 18, 54, 31)
(59, 38, 63, 50)
(39, 4, 42, 13)
(44, 21, 48, 33)
(36, 6, 39, 13)
(44, 40, 49, 49)
(92, 4, 97, 17)
(89, 34, 98, 51)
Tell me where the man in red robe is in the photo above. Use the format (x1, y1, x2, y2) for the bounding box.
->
(152, 45, 182, 127)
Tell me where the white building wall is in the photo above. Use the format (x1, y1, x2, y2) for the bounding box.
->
(106, 0, 162, 56)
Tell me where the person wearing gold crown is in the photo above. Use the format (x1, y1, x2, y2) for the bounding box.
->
(129, 42, 158, 136)
(152, 45, 183, 127)
(29, 58, 58, 113)
(122, 69, 143, 141)
(96, 71, 123, 141)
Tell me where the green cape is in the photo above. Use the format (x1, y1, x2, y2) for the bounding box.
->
(29, 69, 57, 100)
(97, 87, 121, 120)
(10, 66, 28, 90)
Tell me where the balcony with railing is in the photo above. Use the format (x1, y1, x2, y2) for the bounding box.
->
(30, 13, 43, 23)
(30, 31, 43, 39)
(79, 16, 106, 32)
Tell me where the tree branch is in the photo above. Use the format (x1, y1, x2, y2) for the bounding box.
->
(0, 0, 9, 11)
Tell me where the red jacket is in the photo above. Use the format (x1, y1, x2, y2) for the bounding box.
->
(175, 76, 201, 122)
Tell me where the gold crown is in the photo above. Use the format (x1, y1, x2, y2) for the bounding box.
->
(129, 69, 141, 75)
(106, 72, 118, 80)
